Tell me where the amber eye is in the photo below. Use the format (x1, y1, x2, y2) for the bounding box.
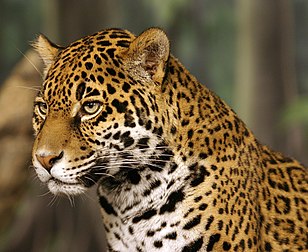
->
(82, 101, 101, 115)
(36, 102, 48, 118)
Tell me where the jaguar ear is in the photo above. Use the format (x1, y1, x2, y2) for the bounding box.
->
(125, 28, 170, 84)
(32, 34, 61, 72)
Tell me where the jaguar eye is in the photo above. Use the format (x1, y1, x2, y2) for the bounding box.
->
(36, 102, 48, 118)
(83, 101, 101, 115)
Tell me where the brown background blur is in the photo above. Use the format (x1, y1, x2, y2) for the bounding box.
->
(0, 1, 307, 251)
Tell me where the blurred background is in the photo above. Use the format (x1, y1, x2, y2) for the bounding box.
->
(0, 0, 307, 251)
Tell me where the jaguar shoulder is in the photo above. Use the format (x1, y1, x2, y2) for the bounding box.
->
(32, 27, 307, 251)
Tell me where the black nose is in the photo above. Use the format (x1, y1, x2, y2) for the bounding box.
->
(36, 151, 64, 171)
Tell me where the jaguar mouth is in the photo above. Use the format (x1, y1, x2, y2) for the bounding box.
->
(44, 158, 109, 195)
(47, 178, 87, 196)
(49, 177, 80, 186)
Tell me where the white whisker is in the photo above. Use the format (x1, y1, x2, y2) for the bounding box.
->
(92, 172, 116, 179)
(65, 193, 75, 207)
(38, 190, 52, 197)
(84, 175, 98, 185)
(16, 85, 41, 92)
(97, 145, 169, 155)
(48, 194, 59, 207)
(16, 47, 43, 77)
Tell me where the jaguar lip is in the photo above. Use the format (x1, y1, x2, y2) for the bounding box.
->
(47, 178, 87, 195)
(48, 177, 80, 186)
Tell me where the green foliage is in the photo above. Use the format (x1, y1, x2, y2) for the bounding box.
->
(143, 0, 187, 25)
(282, 96, 308, 125)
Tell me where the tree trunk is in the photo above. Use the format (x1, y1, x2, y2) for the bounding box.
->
(235, 0, 303, 158)
(0, 50, 41, 235)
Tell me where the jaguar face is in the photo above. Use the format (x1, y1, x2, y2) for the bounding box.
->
(32, 28, 170, 195)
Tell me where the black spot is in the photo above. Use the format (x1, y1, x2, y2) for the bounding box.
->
(147, 230, 155, 237)
(205, 216, 214, 230)
(159, 188, 185, 214)
(106, 67, 116, 76)
(107, 84, 116, 94)
(264, 242, 272, 251)
(120, 131, 134, 148)
(84, 88, 100, 98)
(190, 165, 210, 187)
(100, 52, 108, 61)
(207, 233, 221, 251)
(99, 196, 117, 216)
(194, 196, 202, 202)
(112, 99, 128, 113)
(171, 126, 177, 134)
(76, 82, 86, 101)
(153, 240, 163, 248)
(103, 132, 112, 139)
(124, 112, 136, 127)
(187, 129, 194, 139)
(153, 126, 163, 137)
(239, 239, 245, 250)
(168, 163, 178, 174)
(127, 170, 141, 184)
(116, 40, 130, 47)
(114, 232, 120, 240)
(211, 165, 217, 171)
(85, 62, 93, 70)
(106, 48, 116, 58)
(182, 237, 203, 252)
(165, 232, 177, 240)
(128, 226, 134, 235)
(199, 203, 208, 211)
(132, 209, 157, 223)
(137, 137, 150, 149)
(122, 82, 131, 93)
(97, 75, 104, 83)
(113, 131, 121, 140)
(199, 152, 208, 159)
(146, 120, 152, 130)
(223, 241, 231, 251)
(81, 71, 87, 79)
(105, 106, 113, 114)
(181, 119, 190, 126)
(188, 163, 198, 171)
(97, 40, 112, 46)
(183, 215, 201, 230)
(118, 72, 125, 79)
(166, 180, 175, 190)
(94, 54, 102, 64)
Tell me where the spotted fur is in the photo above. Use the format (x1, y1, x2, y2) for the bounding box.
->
(32, 28, 307, 251)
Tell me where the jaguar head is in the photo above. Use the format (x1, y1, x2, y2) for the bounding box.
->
(32, 28, 170, 195)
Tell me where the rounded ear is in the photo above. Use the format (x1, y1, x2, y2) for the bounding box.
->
(32, 34, 62, 73)
(124, 28, 170, 84)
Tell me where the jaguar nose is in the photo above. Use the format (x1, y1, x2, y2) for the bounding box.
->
(36, 151, 64, 171)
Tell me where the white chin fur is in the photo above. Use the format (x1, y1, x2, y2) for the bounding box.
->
(48, 179, 87, 195)
(35, 166, 52, 183)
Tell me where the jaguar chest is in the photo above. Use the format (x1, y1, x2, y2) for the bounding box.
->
(96, 154, 207, 251)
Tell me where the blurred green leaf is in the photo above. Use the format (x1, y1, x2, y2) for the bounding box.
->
(282, 96, 308, 125)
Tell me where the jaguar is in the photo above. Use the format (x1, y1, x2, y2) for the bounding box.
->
(32, 27, 307, 251)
